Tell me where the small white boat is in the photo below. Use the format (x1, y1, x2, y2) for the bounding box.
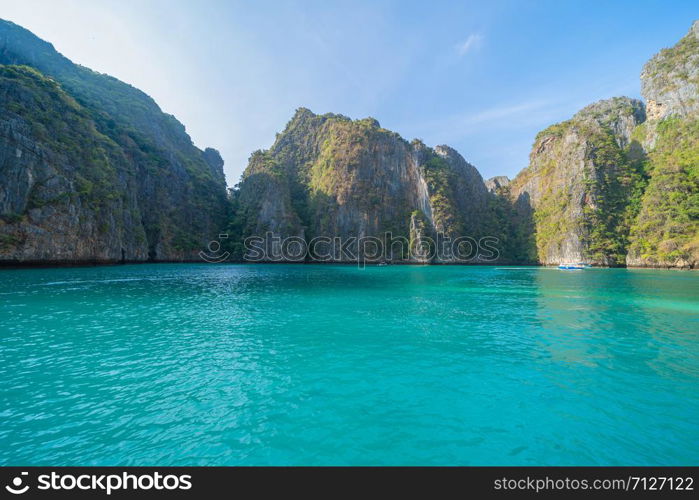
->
(558, 262, 587, 270)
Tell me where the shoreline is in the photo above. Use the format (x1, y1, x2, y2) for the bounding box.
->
(0, 260, 695, 270)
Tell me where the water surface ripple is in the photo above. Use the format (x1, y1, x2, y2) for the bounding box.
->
(1, 264, 697, 465)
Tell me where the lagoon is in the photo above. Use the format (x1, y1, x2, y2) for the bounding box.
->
(1, 264, 697, 465)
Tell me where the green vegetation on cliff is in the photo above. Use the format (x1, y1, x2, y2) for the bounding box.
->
(644, 23, 699, 83)
(228, 108, 501, 262)
(0, 19, 229, 262)
(580, 126, 647, 264)
(3, 17, 697, 267)
(628, 117, 699, 265)
(420, 155, 466, 236)
(1, 65, 124, 211)
(509, 97, 647, 266)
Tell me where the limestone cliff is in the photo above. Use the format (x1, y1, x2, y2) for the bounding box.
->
(504, 20, 698, 268)
(485, 176, 510, 193)
(2, 17, 696, 268)
(641, 20, 699, 124)
(508, 98, 647, 266)
(229, 109, 502, 262)
(626, 21, 699, 268)
(230, 21, 698, 267)
(0, 20, 228, 264)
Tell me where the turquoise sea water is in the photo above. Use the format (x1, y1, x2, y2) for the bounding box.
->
(1, 264, 697, 465)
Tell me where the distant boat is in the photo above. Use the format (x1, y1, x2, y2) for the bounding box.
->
(558, 262, 588, 270)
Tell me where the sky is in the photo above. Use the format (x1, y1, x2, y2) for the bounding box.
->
(0, 0, 697, 185)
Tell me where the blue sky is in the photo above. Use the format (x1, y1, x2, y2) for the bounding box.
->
(1, 0, 697, 185)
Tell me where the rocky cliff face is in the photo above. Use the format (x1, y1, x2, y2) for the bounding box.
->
(231, 21, 697, 268)
(508, 98, 647, 266)
(626, 21, 699, 268)
(641, 20, 699, 123)
(0, 20, 228, 264)
(229, 109, 503, 262)
(625, 116, 699, 268)
(2, 18, 696, 268)
(485, 176, 510, 193)
(501, 20, 699, 268)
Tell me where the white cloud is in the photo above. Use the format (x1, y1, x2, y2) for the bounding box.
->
(455, 34, 483, 56)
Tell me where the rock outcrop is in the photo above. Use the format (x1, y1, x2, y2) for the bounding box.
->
(230, 20, 698, 268)
(502, 20, 698, 268)
(626, 21, 699, 268)
(641, 20, 699, 123)
(508, 98, 647, 266)
(228, 109, 505, 262)
(1, 18, 696, 268)
(485, 176, 510, 193)
(0, 20, 228, 264)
